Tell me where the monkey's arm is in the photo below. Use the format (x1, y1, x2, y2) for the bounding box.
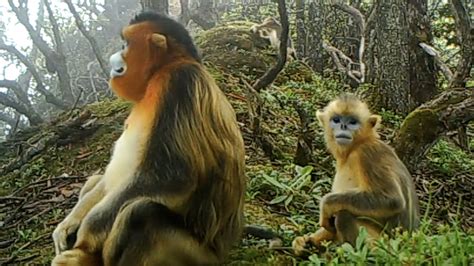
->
(321, 190, 405, 222)
(52, 180, 105, 254)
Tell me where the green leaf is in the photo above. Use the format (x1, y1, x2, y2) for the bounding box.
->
(308, 254, 322, 265)
(261, 173, 290, 191)
(269, 195, 287, 205)
(356, 227, 368, 250)
(284, 194, 294, 207)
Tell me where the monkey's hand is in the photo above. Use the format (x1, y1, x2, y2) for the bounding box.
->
(292, 228, 335, 256)
(292, 235, 309, 256)
(52, 217, 81, 255)
(250, 24, 258, 33)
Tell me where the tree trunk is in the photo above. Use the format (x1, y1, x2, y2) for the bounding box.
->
(140, 0, 169, 14)
(307, 1, 325, 73)
(367, 0, 437, 114)
(393, 88, 473, 171)
(449, 0, 473, 88)
(295, 0, 306, 59)
(179, 0, 191, 24)
(190, 0, 217, 30)
(407, 0, 438, 108)
(369, 0, 411, 114)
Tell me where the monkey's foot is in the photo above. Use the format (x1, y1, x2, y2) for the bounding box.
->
(51, 249, 100, 266)
(52, 218, 81, 255)
(292, 235, 309, 256)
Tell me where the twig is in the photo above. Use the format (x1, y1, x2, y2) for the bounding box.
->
(0, 233, 49, 264)
(69, 86, 84, 116)
(8, 175, 85, 197)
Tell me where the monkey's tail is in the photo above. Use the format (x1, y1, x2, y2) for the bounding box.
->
(244, 225, 283, 248)
(244, 225, 279, 239)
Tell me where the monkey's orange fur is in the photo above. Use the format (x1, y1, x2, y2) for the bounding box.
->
(52, 12, 245, 266)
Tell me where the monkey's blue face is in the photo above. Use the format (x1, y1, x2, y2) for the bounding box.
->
(330, 115, 360, 145)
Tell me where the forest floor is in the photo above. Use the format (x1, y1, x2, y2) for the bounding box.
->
(1, 23, 473, 265)
(0, 72, 472, 265)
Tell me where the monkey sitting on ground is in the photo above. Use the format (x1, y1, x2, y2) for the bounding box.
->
(52, 11, 246, 265)
(250, 16, 297, 60)
(292, 94, 419, 255)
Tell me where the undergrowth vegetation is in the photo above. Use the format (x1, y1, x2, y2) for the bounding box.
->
(0, 18, 473, 266)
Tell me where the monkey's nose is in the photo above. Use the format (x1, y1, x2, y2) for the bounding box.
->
(115, 67, 125, 74)
(109, 52, 127, 78)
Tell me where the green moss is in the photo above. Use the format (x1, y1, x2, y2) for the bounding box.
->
(397, 108, 441, 144)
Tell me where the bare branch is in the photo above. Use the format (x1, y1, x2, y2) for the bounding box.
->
(332, 0, 366, 34)
(323, 41, 363, 83)
(44, 0, 64, 56)
(64, 0, 109, 78)
(0, 42, 69, 109)
(8, 0, 73, 102)
(449, 0, 473, 88)
(0, 89, 43, 125)
(419, 42, 454, 81)
(325, 1, 367, 84)
(0, 112, 25, 129)
(252, 0, 289, 92)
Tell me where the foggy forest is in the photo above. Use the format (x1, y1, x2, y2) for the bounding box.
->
(0, 0, 472, 265)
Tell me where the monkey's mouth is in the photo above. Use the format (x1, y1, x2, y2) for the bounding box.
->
(335, 134, 352, 145)
(111, 66, 126, 78)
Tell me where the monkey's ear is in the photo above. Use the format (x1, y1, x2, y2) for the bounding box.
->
(368, 115, 381, 128)
(151, 33, 167, 50)
(316, 110, 325, 125)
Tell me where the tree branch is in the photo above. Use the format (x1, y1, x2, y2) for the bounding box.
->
(0, 112, 25, 129)
(393, 88, 473, 170)
(449, 0, 473, 88)
(0, 42, 69, 109)
(64, 0, 109, 78)
(325, 0, 367, 84)
(252, 0, 289, 92)
(0, 89, 43, 125)
(44, 0, 64, 57)
(8, 0, 73, 102)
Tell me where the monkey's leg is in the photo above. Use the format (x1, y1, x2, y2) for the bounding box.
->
(52, 191, 124, 266)
(78, 175, 102, 200)
(334, 210, 359, 246)
(102, 198, 218, 266)
(334, 210, 381, 246)
(59, 175, 103, 251)
(292, 227, 335, 256)
(53, 178, 105, 255)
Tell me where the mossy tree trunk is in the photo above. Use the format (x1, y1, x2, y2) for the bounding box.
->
(393, 88, 473, 171)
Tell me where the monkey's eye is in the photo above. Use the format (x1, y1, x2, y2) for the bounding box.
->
(121, 42, 128, 50)
(331, 116, 341, 123)
(348, 118, 358, 125)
